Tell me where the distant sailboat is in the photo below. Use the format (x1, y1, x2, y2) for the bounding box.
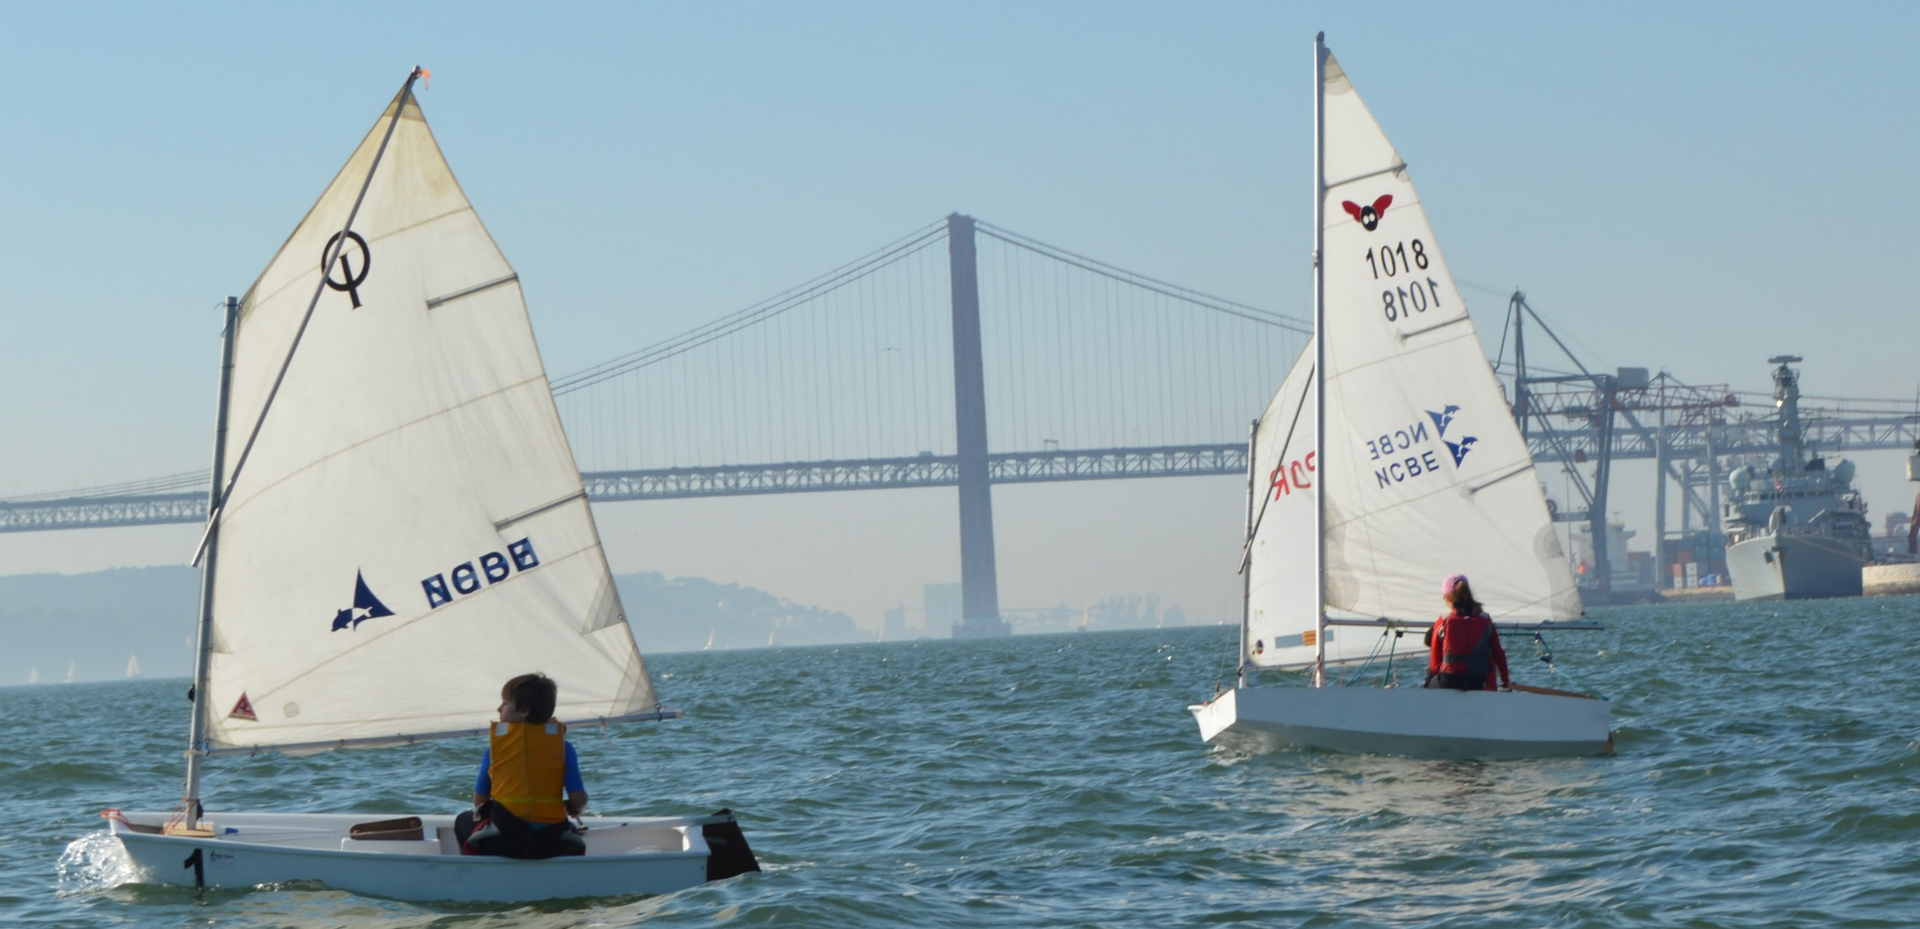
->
(65, 661, 76, 684)
(127, 654, 143, 678)
(1188, 34, 1610, 759)
(28, 668, 39, 685)
(704, 628, 716, 651)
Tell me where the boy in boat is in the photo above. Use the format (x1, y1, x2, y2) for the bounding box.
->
(1425, 574, 1511, 692)
(453, 672, 589, 858)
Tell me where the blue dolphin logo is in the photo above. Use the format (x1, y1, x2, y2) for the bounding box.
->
(1446, 436, 1478, 467)
(332, 571, 396, 631)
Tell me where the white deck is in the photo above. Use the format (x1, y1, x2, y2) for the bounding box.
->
(109, 809, 715, 902)
(1191, 684, 1611, 760)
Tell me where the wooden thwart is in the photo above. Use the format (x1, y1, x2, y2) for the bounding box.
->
(349, 816, 424, 841)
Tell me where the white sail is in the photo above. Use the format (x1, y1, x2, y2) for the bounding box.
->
(1244, 343, 1323, 669)
(127, 654, 142, 678)
(203, 88, 660, 753)
(1243, 52, 1580, 671)
(28, 668, 39, 685)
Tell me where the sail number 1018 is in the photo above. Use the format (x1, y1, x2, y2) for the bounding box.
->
(1364, 239, 1442, 322)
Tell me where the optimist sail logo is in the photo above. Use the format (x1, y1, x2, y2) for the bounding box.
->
(332, 570, 396, 631)
(1341, 195, 1393, 231)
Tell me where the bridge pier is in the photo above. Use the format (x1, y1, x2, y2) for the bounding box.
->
(946, 214, 1009, 638)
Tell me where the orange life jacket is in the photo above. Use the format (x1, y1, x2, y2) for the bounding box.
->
(488, 720, 568, 824)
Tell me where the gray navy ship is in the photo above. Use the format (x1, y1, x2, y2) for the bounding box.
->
(1723, 356, 1873, 601)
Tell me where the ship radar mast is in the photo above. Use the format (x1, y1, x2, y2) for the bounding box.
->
(1768, 355, 1804, 475)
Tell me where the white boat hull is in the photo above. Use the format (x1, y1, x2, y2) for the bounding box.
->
(108, 809, 753, 902)
(1190, 684, 1611, 760)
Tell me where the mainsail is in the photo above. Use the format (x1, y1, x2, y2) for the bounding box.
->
(202, 87, 661, 752)
(1244, 51, 1581, 672)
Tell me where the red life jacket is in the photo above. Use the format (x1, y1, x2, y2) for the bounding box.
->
(1434, 611, 1495, 676)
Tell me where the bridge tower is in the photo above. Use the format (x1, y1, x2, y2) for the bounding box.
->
(946, 214, 1010, 637)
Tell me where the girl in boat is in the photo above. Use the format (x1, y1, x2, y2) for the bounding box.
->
(1426, 575, 1511, 692)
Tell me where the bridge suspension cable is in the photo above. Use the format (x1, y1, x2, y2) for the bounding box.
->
(974, 220, 1311, 334)
(550, 219, 949, 395)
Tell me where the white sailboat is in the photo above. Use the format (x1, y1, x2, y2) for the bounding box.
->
(704, 627, 716, 651)
(65, 661, 76, 684)
(126, 654, 142, 679)
(28, 668, 39, 685)
(1190, 37, 1611, 760)
(106, 69, 759, 902)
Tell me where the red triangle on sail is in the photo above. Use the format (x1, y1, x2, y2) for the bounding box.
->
(230, 693, 258, 721)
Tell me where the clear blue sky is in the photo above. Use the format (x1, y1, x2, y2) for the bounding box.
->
(2, 3, 1916, 625)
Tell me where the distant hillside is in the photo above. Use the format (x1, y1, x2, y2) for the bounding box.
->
(0, 565, 866, 684)
(616, 571, 863, 653)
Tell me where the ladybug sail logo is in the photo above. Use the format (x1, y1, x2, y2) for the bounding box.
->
(1341, 195, 1393, 231)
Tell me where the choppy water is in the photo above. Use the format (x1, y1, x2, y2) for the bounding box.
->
(8, 596, 1920, 927)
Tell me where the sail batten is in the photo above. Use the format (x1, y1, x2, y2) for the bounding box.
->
(1242, 47, 1581, 673)
(203, 82, 662, 753)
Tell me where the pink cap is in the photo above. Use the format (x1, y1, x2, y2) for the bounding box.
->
(1442, 574, 1468, 596)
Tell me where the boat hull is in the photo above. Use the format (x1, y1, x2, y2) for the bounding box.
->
(1189, 684, 1611, 760)
(108, 809, 751, 902)
(1726, 534, 1865, 601)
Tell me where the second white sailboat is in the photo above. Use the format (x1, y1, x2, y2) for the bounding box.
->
(1190, 35, 1611, 760)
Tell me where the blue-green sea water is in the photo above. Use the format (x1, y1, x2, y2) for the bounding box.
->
(9, 596, 1920, 927)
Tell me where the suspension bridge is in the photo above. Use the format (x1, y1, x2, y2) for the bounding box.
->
(4, 215, 1916, 625)
(0, 215, 1310, 637)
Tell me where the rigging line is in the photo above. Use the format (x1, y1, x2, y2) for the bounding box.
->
(551, 225, 947, 393)
(974, 222, 1312, 334)
(1237, 360, 1315, 574)
(192, 66, 425, 568)
(1521, 302, 1596, 379)
(197, 748, 261, 805)
(1493, 296, 1514, 370)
